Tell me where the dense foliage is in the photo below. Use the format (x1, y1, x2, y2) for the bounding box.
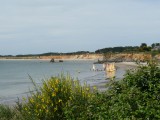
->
(95, 43, 160, 54)
(103, 61, 160, 119)
(1, 61, 160, 119)
(21, 75, 97, 120)
(95, 46, 139, 53)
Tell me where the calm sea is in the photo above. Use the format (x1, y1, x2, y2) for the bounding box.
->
(0, 60, 125, 104)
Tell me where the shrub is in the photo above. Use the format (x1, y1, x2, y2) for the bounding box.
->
(0, 104, 15, 120)
(22, 74, 97, 120)
(104, 60, 160, 119)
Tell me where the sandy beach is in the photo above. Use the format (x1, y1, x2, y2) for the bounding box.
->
(95, 62, 138, 91)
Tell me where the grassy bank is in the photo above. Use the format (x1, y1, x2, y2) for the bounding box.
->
(1, 60, 160, 120)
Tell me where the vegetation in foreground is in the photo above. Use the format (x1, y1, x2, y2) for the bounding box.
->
(1, 61, 160, 120)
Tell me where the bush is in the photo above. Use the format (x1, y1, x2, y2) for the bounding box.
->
(104, 60, 160, 119)
(22, 74, 97, 120)
(0, 104, 15, 120)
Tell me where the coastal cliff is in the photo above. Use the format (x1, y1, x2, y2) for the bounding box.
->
(39, 53, 153, 62)
(103, 53, 152, 62)
(39, 54, 103, 60)
(0, 53, 157, 61)
(39, 53, 154, 62)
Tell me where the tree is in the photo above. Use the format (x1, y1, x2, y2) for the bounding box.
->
(151, 43, 156, 48)
(139, 43, 151, 52)
(155, 43, 160, 46)
(140, 43, 147, 48)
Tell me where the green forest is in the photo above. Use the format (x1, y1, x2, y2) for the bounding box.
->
(95, 43, 160, 53)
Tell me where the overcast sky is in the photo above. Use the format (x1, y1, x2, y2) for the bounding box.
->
(0, 0, 160, 55)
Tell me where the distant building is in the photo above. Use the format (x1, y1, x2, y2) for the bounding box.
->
(152, 46, 160, 51)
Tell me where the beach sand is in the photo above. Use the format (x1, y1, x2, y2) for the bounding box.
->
(95, 62, 138, 92)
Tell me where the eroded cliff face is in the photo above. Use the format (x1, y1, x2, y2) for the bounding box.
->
(105, 53, 152, 62)
(39, 54, 103, 60)
(0, 53, 156, 61)
(39, 53, 152, 61)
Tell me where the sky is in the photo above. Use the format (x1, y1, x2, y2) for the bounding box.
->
(0, 0, 160, 55)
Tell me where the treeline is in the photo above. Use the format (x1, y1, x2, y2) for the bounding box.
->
(1, 43, 160, 57)
(95, 43, 160, 53)
(95, 46, 139, 53)
(14, 51, 91, 57)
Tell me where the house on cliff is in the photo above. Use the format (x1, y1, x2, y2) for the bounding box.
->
(152, 46, 160, 51)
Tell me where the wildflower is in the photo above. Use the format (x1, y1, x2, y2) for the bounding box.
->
(86, 87, 89, 91)
(93, 86, 97, 90)
(52, 92, 56, 97)
(55, 79, 59, 84)
(55, 88, 58, 92)
(42, 98, 44, 102)
(58, 99, 62, 103)
(36, 104, 39, 108)
(30, 98, 34, 103)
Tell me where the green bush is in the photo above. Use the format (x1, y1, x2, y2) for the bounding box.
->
(0, 104, 15, 120)
(104, 60, 160, 119)
(22, 74, 97, 120)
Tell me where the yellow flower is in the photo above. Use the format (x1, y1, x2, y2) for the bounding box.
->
(86, 87, 89, 91)
(58, 99, 62, 103)
(52, 92, 56, 97)
(30, 98, 34, 103)
(93, 86, 97, 90)
(55, 88, 58, 92)
(55, 79, 59, 84)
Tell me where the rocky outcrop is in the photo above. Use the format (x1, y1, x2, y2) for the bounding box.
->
(155, 54, 160, 61)
(98, 53, 152, 63)
(50, 58, 55, 62)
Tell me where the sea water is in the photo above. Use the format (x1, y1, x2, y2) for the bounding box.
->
(0, 60, 125, 104)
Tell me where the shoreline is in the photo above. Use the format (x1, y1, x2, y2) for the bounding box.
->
(0, 61, 139, 105)
(0, 58, 97, 61)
